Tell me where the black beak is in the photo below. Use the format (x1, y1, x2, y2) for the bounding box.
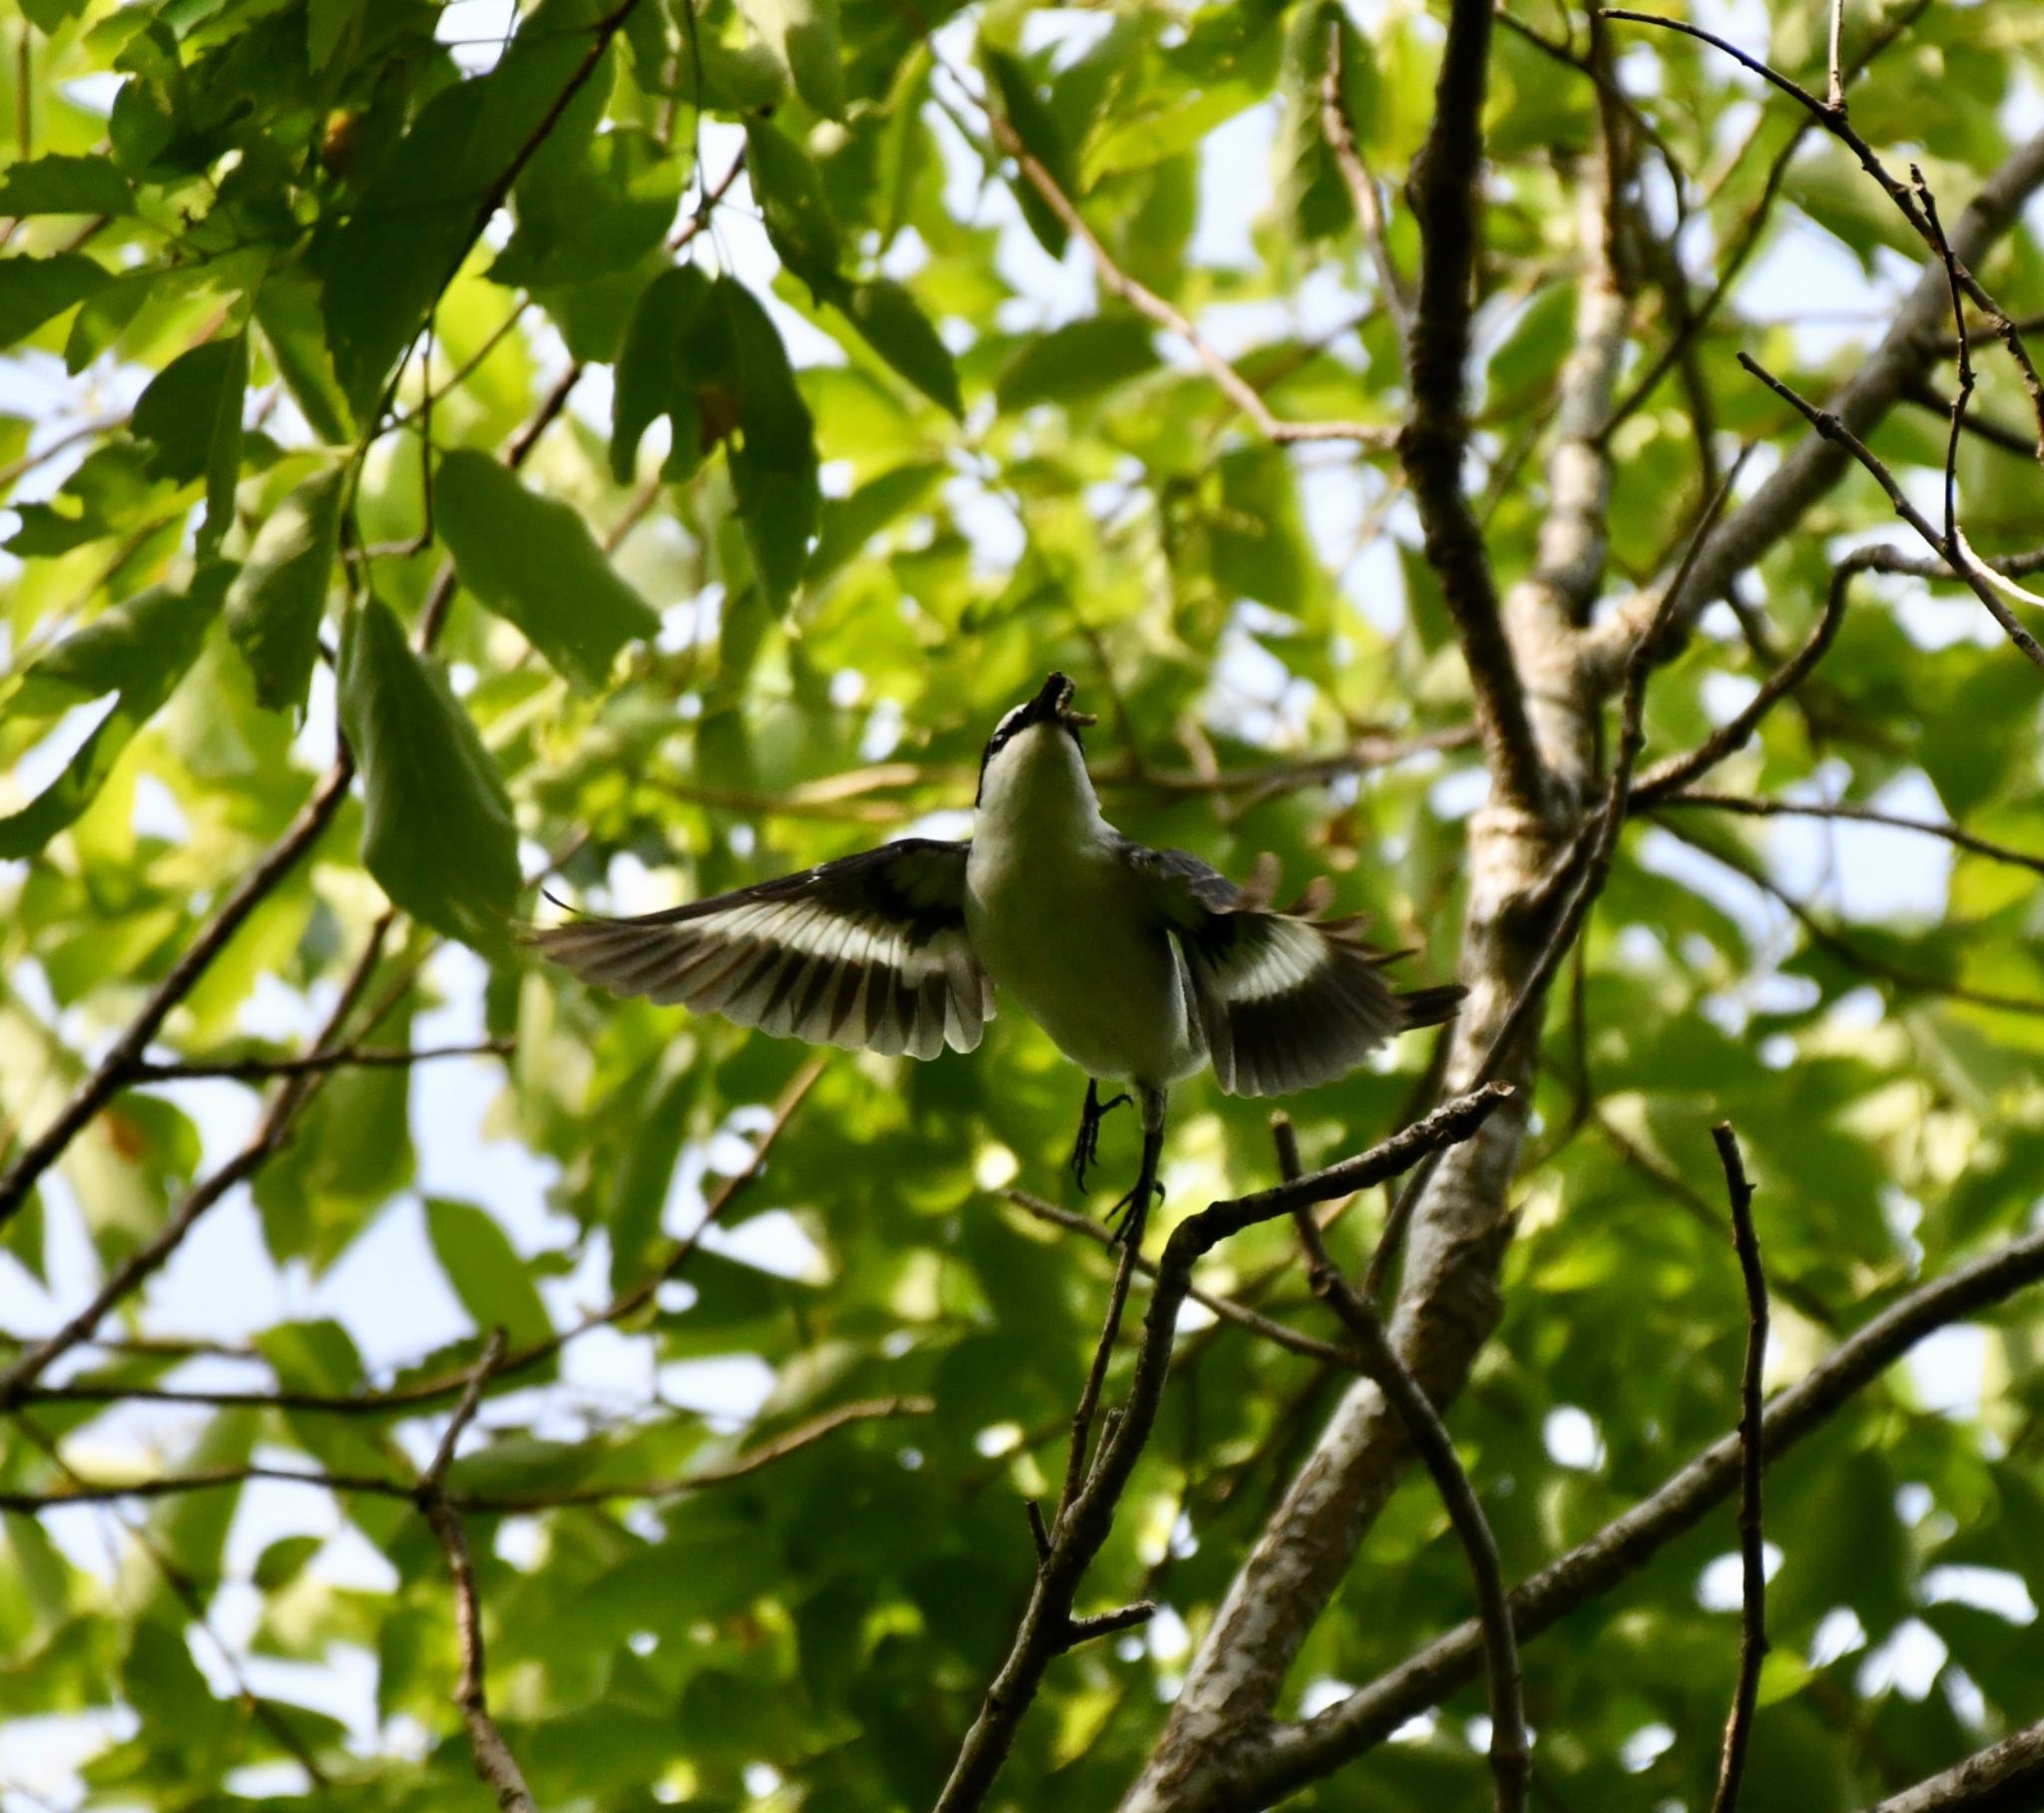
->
(1037, 672, 1096, 727)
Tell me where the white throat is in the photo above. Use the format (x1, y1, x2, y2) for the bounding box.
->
(974, 722, 1107, 848)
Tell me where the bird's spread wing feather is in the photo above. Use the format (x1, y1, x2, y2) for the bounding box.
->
(1130, 844, 1463, 1099)
(526, 840, 991, 1061)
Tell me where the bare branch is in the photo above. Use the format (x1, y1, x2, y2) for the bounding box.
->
(1708, 1125, 1770, 1813)
(17, 1057, 827, 1419)
(0, 911, 396, 1408)
(1003, 1190, 1361, 1369)
(1319, 19, 1409, 347)
(1656, 808, 2044, 1021)
(933, 1087, 1514, 1813)
(127, 1038, 513, 1085)
(977, 110, 1394, 453)
(1861, 1719, 2044, 1813)
(0, 756, 354, 1228)
(1629, 549, 1856, 807)
(1739, 352, 2044, 673)
(0, 1396, 932, 1515)
(1583, 123, 2044, 671)
(1247, 1213, 2044, 1802)
(1653, 792, 2044, 881)
(1398, 0, 1550, 812)
(1281, 1119, 1526, 1813)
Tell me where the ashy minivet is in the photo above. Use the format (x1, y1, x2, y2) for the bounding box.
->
(531, 673, 1461, 1241)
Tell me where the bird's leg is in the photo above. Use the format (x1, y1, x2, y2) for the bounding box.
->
(1105, 1087, 1167, 1249)
(1069, 1080, 1131, 1190)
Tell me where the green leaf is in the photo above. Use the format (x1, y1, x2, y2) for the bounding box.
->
(739, 0, 845, 120)
(608, 271, 819, 607)
(317, 0, 614, 412)
(715, 278, 821, 611)
(0, 565, 232, 858)
(0, 251, 110, 349)
(226, 468, 344, 713)
(841, 279, 960, 417)
(746, 119, 843, 292)
(983, 47, 1077, 257)
(129, 333, 249, 555)
(494, 128, 684, 290)
(433, 449, 660, 690)
(0, 154, 135, 217)
(255, 263, 354, 445)
(253, 1535, 323, 1591)
(336, 596, 520, 944)
(424, 1197, 554, 1350)
(995, 313, 1158, 411)
(611, 263, 715, 484)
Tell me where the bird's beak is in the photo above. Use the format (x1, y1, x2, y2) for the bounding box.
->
(1041, 672, 1096, 728)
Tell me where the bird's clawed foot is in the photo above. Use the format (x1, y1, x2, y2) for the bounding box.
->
(1070, 1082, 1131, 1190)
(1105, 1177, 1164, 1248)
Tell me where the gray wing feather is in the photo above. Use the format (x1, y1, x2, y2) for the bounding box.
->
(526, 840, 989, 1060)
(1130, 843, 1461, 1098)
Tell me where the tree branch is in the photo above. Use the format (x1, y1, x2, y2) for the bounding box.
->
(1280, 1118, 1526, 1813)
(932, 1086, 1513, 1813)
(978, 111, 1394, 453)
(1397, 0, 1549, 812)
(1861, 1719, 2044, 1813)
(126, 1038, 513, 1085)
(1708, 1124, 1770, 1813)
(1247, 1213, 2044, 1801)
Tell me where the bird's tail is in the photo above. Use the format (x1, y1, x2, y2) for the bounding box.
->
(1398, 984, 1466, 1031)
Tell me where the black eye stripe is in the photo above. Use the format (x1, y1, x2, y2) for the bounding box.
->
(974, 712, 1085, 803)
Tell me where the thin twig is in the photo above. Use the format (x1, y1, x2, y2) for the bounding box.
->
(1739, 353, 2044, 673)
(0, 1396, 932, 1515)
(127, 1038, 513, 1084)
(1629, 549, 1857, 807)
(931, 1087, 1513, 1813)
(1278, 1117, 1526, 1813)
(976, 110, 1394, 451)
(0, 910, 395, 1406)
(18, 1057, 827, 1418)
(1246, 1211, 2044, 1803)
(1709, 1124, 1770, 1813)
(1653, 792, 2044, 881)
(1002, 1191, 1360, 1368)
(1319, 19, 1409, 347)
(1367, 451, 1750, 1300)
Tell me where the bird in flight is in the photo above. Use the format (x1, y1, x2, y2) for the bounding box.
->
(530, 674, 1461, 1242)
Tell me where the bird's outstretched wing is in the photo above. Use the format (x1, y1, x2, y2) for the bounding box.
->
(526, 840, 991, 1061)
(1131, 844, 1463, 1098)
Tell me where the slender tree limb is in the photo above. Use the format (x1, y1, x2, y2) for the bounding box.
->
(0, 757, 354, 1228)
(933, 1086, 1513, 1813)
(1738, 353, 2044, 673)
(1581, 124, 2044, 678)
(1861, 1719, 2044, 1813)
(0, 910, 395, 1408)
(15, 1056, 826, 1418)
(1628, 549, 1857, 808)
(1653, 792, 2044, 881)
(1002, 1191, 1361, 1369)
(1655, 814, 2044, 1020)
(976, 111, 1394, 452)
(1319, 19, 1409, 348)
(1279, 1118, 1526, 1813)
(126, 1038, 514, 1085)
(1397, 0, 1549, 813)
(1242, 1212, 2044, 1802)
(0, 1396, 932, 1515)
(1708, 1125, 1770, 1813)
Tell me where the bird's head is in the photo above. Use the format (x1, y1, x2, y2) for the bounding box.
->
(975, 672, 1099, 811)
